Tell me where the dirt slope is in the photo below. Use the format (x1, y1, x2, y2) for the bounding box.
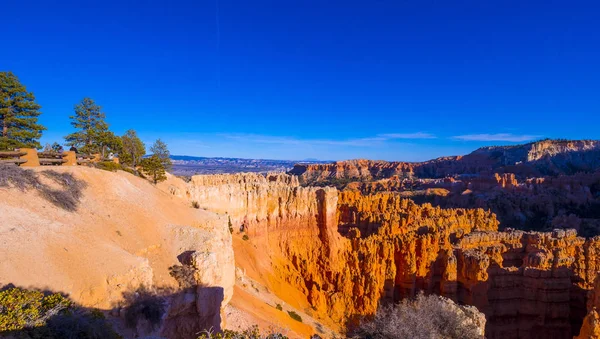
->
(0, 166, 234, 322)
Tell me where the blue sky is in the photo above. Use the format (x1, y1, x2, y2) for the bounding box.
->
(2, 0, 599, 161)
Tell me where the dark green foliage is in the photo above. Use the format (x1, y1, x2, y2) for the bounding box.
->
(64, 98, 115, 155)
(120, 129, 146, 167)
(0, 286, 120, 339)
(275, 303, 283, 311)
(43, 142, 63, 153)
(140, 155, 166, 184)
(228, 216, 234, 233)
(0, 72, 46, 150)
(192, 201, 200, 209)
(95, 161, 121, 172)
(242, 234, 249, 241)
(287, 311, 302, 322)
(121, 167, 138, 176)
(0, 287, 70, 331)
(150, 138, 172, 170)
(52, 142, 63, 153)
(97, 130, 122, 158)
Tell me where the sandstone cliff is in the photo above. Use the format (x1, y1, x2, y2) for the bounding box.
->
(177, 172, 600, 338)
(0, 166, 235, 339)
(576, 273, 600, 339)
(290, 139, 600, 183)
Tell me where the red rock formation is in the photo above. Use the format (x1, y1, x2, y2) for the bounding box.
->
(185, 172, 600, 338)
(290, 139, 600, 182)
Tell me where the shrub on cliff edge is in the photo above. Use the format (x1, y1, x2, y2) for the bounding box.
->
(0, 286, 120, 339)
(197, 325, 288, 339)
(350, 294, 484, 339)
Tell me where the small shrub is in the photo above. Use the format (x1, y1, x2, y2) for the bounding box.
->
(197, 325, 288, 339)
(122, 167, 137, 176)
(40, 170, 87, 212)
(192, 201, 200, 209)
(95, 161, 121, 172)
(169, 264, 198, 289)
(276, 303, 283, 311)
(242, 234, 249, 241)
(0, 286, 120, 339)
(228, 216, 234, 234)
(0, 163, 40, 191)
(349, 293, 483, 339)
(0, 287, 71, 331)
(287, 311, 302, 322)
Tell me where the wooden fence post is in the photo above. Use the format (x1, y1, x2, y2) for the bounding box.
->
(63, 151, 77, 166)
(19, 148, 40, 167)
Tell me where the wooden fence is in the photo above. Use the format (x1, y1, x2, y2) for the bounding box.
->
(0, 148, 118, 167)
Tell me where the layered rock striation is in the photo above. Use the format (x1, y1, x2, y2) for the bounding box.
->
(180, 172, 600, 338)
(290, 139, 600, 183)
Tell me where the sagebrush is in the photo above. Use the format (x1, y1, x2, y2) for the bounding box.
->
(350, 294, 483, 339)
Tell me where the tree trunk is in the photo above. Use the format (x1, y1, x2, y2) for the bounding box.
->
(3, 107, 9, 138)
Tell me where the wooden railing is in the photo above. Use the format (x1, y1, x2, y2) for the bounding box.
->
(76, 153, 98, 165)
(38, 151, 68, 166)
(0, 149, 116, 168)
(0, 151, 27, 165)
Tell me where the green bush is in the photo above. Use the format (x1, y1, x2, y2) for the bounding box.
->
(121, 167, 137, 176)
(242, 234, 249, 241)
(287, 311, 302, 322)
(276, 303, 283, 311)
(0, 287, 71, 331)
(0, 286, 120, 339)
(192, 201, 200, 209)
(95, 161, 121, 172)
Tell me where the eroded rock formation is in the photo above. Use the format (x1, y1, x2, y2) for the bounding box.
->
(178, 172, 600, 338)
(290, 139, 600, 183)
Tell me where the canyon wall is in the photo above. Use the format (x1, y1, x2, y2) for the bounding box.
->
(179, 172, 600, 338)
(290, 139, 600, 183)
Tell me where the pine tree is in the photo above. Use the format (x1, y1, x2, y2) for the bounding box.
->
(0, 72, 46, 150)
(97, 130, 122, 158)
(140, 155, 166, 184)
(120, 129, 146, 167)
(51, 142, 63, 153)
(64, 98, 109, 154)
(150, 138, 172, 170)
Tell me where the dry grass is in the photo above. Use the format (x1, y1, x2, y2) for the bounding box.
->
(0, 163, 41, 191)
(0, 164, 87, 211)
(350, 294, 483, 339)
(40, 170, 87, 212)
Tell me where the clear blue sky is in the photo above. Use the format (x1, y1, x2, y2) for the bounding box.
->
(2, 0, 599, 161)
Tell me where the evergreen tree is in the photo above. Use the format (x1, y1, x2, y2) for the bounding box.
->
(51, 142, 63, 153)
(64, 98, 109, 154)
(0, 72, 46, 150)
(120, 129, 146, 167)
(98, 130, 122, 158)
(149, 138, 172, 170)
(140, 155, 166, 184)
